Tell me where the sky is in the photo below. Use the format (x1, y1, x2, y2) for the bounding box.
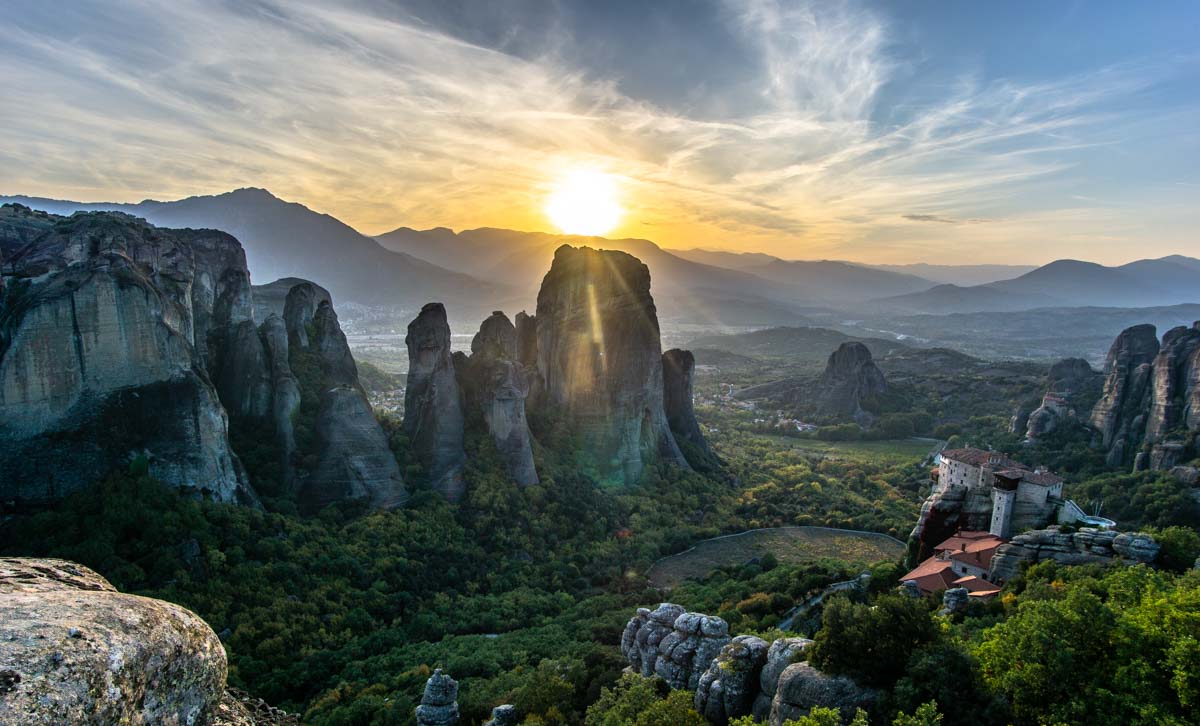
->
(1, 0, 1198, 265)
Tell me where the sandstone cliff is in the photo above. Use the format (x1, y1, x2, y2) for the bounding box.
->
(404, 302, 467, 501)
(0, 205, 254, 504)
(459, 311, 538, 486)
(533, 245, 688, 483)
(1090, 323, 1200, 468)
(0, 557, 294, 725)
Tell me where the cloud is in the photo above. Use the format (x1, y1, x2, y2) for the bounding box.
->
(0, 0, 1194, 264)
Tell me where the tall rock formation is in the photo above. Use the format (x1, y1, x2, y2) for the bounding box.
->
(0, 205, 254, 503)
(1090, 323, 1200, 468)
(415, 669, 460, 726)
(1145, 325, 1200, 443)
(662, 348, 710, 455)
(533, 245, 687, 483)
(299, 300, 407, 509)
(816, 342, 888, 419)
(460, 311, 538, 486)
(261, 313, 301, 486)
(404, 303, 467, 501)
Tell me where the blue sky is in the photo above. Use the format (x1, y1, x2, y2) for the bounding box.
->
(1, 0, 1197, 264)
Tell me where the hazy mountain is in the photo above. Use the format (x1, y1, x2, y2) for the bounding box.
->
(880, 256, 1200, 313)
(869, 262, 1038, 286)
(669, 248, 937, 300)
(2, 189, 509, 315)
(377, 226, 824, 323)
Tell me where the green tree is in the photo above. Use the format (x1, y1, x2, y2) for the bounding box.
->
(809, 594, 940, 688)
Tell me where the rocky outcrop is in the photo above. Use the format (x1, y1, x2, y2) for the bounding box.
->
(1090, 324, 1164, 467)
(533, 245, 687, 484)
(460, 312, 538, 486)
(404, 303, 466, 501)
(621, 605, 869, 726)
(816, 342, 888, 419)
(415, 669, 459, 726)
(662, 349, 709, 455)
(299, 300, 407, 509)
(988, 526, 1160, 582)
(620, 604, 731, 690)
(908, 482, 995, 559)
(216, 320, 273, 420)
(695, 636, 769, 725)
(0, 205, 254, 504)
(0, 557, 281, 725)
(767, 663, 876, 726)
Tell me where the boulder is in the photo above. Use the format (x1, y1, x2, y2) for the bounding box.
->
(484, 704, 518, 726)
(1169, 466, 1199, 485)
(533, 245, 687, 483)
(694, 636, 769, 725)
(662, 349, 709, 455)
(404, 303, 466, 501)
(939, 587, 969, 616)
(768, 663, 876, 726)
(415, 669, 459, 726)
(0, 558, 227, 725)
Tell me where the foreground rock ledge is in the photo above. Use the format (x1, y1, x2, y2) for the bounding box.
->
(0, 558, 293, 725)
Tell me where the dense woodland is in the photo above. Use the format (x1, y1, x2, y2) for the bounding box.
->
(3, 344, 1199, 725)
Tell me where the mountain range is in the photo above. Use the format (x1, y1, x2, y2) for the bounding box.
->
(4, 189, 1197, 327)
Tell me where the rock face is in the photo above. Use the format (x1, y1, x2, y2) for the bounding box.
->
(816, 342, 888, 420)
(662, 349, 709, 455)
(460, 312, 538, 486)
(404, 303, 467, 501)
(1083, 321, 1200, 470)
(0, 205, 254, 504)
(768, 662, 876, 726)
(300, 300, 407, 509)
(1145, 325, 1200, 444)
(533, 245, 688, 483)
(620, 605, 867, 726)
(261, 314, 301, 485)
(415, 669, 459, 726)
(988, 526, 1160, 582)
(694, 636, 769, 725)
(0, 558, 228, 725)
(620, 604, 731, 690)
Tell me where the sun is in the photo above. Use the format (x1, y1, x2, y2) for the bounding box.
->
(544, 168, 623, 236)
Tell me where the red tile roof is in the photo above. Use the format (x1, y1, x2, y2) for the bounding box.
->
(952, 575, 1001, 598)
(900, 557, 958, 596)
(935, 532, 1005, 571)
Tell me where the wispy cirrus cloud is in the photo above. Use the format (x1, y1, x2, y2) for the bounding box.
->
(0, 0, 1195, 264)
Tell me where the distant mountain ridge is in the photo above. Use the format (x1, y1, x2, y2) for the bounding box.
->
(880, 256, 1200, 312)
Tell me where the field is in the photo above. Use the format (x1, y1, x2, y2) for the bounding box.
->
(647, 526, 907, 588)
(761, 435, 942, 463)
